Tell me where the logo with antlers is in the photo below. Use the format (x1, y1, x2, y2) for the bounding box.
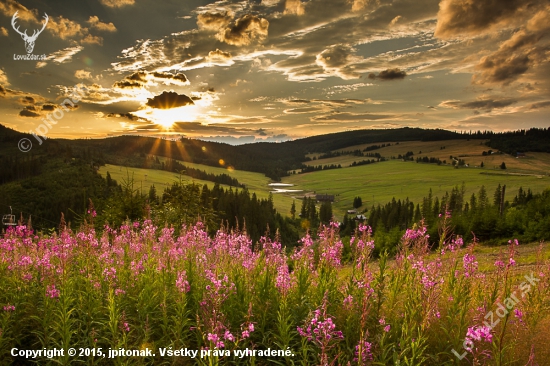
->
(12, 11, 49, 54)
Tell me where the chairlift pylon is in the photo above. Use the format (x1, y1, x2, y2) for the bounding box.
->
(2, 206, 16, 226)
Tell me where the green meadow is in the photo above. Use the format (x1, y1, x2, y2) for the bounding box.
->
(98, 164, 296, 216)
(282, 160, 550, 218)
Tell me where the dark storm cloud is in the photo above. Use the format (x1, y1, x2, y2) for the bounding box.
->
(113, 80, 143, 89)
(435, 0, 550, 85)
(219, 14, 269, 46)
(152, 72, 188, 83)
(439, 98, 517, 111)
(435, 0, 533, 38)
(527, 100, 550, 110)
(19, 106, 41, 118)
(368, 68, 407, 80)
(127, 72, 148, 82)
(42, 104, 57, 111)
(20, 96, 35, 105)
(113, 71, 190, 89)
(472, 15, 550, 85)
(146, 91, 194, 109)
(107, 112, 143, 121)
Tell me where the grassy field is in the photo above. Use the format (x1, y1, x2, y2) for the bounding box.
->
(306, 139, 550, 175)
(98, 139, 550, 221)
(283, 159, 550, 218)
(98, 164, 296, 216)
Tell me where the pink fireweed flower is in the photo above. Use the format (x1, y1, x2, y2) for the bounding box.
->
(224, 330, 234, 342)
(508, 257, 516, 266)
(463, 253, 478, 277)
(494, 260, 505, 269)
(176, 271, 191, 293)
(354, 340, 373, 363)
(465, 325, 493, 345)
(46, 284, 60, 298)
(3, 305, 15, 312)
(115, 288, 126, 296)
(121, 322, 130, 332)
(207, 333, 219, 342)
(248, 323, 254, 332)
(298, 308, 344, 346)
(358, 224, 371, 233)
(514, 309, 524, 324)
(384, 325, 391, 332)
(241, 330, 250, 338)
(343, 295, 354, 308)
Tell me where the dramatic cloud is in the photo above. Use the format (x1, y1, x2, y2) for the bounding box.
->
(47, 16, 86, 39)
(113, 79, 142, 89)
(527, 100, 550, 110)
(472, 7, 550, 85)
(100, 0, 135, 8)
(218, 15, 269, 46)
(151, 72, 188, 84)
(146, 91, 194, 109)
(435, 0, 532, 38)
(284, 0, 305, 16)
(106, 112, 145, 121)
(41, 46, 83, 65)
(75, 70, 92, 79)
(207, 49, 232, 61)
(82, 34, 103, 45)
(0, 70, 8, 85)
(87, 16, 117, 32)
(197, 11, 232, 31)
(368, 68, 407, 80)
(41, 104, 57, 111)
(19, 106, 40, 118)
(312, 112, 397, 121)
(113, 71, 189, 89)
(439, 97, 517, 111)
(316, 45, 361, 79)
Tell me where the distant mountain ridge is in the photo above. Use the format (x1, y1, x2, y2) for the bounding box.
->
(1, 124, 548, 180)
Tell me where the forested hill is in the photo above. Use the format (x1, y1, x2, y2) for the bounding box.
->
(1, 125, 548, 181)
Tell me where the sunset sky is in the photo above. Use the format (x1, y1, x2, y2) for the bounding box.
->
(1, 0, 549, 144)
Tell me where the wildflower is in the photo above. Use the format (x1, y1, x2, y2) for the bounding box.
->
(463, 253, 478, 277)
(46, 284, 60, 298)
(224, 330, 235, 342)
(514, 309, 524, 324)
(465, 325, 492, 345)
(343, 295, 354, 308)
(494, 260, 505, 269)
(354, 340, 373, 363)
(3, 305, 15, 312)
(176, 271, 190, 293)
(115, 288, 126, 296)
(207, 333, 219, 343)
(384, 325, 391, 332)
(241, 330, 250, 338)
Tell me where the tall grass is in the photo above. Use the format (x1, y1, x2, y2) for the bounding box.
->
(0, 216, 548, 365)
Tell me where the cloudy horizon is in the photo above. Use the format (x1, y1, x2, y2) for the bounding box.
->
(1, 0, 549, 145)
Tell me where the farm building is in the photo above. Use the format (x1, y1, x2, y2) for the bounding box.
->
(316, 194, 335, 202)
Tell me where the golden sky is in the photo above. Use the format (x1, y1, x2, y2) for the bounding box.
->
(1, 0, 549, 144)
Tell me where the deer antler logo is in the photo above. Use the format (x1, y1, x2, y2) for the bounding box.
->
(12, 11, 49, 54)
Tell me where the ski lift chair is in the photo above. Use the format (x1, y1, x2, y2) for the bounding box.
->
(2, 207, 16, 226)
